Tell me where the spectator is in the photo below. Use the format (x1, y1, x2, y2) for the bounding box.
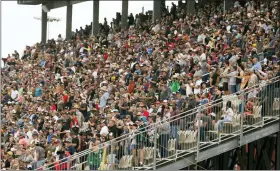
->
(157, 116, 170, 159)
(34, 141, 45, 169)
(228, 65, 238, 94)
(88, 139, 102, 170)
(217, 101, 234, 132)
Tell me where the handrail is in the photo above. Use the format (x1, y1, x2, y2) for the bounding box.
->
(45, 78, 279, 170)
(44, 76, 280, 169)
(91, 76, 280, 146)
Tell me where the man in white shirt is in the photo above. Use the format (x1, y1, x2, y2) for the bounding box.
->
(194, 75, 203, 95)
(186, 78, 194, 97)
(57, 34, 63, 43)
(11, 87, 19, 101)
(23, 126, 33, 143)
(200, 52, 207, 62)
(197, 32, 206, 44)
(100, 121, 109, 136)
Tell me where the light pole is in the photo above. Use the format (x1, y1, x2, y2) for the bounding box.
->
(34, 16, 61, 40)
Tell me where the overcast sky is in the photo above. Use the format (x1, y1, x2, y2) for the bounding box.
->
(1, 1, 177, 59)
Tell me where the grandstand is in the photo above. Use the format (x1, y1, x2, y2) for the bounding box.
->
(1, 0, 279, 170)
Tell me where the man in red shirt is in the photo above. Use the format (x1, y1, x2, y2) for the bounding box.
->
(139, 104, 149, 120)
(18, 132, 29, 148)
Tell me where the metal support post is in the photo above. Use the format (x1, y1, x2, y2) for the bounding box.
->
(196, 106, 201, 163)
(153, 126, 157, 170)
(222, 152, 230, 169)
(204, 159, 210, 169)
(255, 138, 270, 170)
(239, 146, 247, 170)
(276, 131, 280, 170)
(262, 137, 273, 170)
(277, 106, 280, 169)
(240, 90, 245, 146)
(41, 8, 47, 43)
(92, 0, 99, 36)
(121, 0, 128, 29)
(152, 0, 161, 23)
(66, 3, 72, 40)
(236, 147, 242, 169)
(213, 155, 220, 170)
(187, 0, 195, 14)
(229, 150, 237, 170)
(247, 142, 254, 169)
(110, 141, 114, 167)
(224, 0, 234, 12)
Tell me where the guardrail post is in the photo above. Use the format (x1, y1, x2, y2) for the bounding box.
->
(67, 156, 70, 170)
(153, 126, 157, 170)
(196, 106, 201, 162)
(239, 90, 245, 146)
(110, 140, 114, 168)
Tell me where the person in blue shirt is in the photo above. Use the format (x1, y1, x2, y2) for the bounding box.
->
(65, 139, 76, 155)
(40, 60, 46, 67)
(134, 64, 142, 75)
(251, 57, 262, 71)
(34, 84, 42, 97)
(47, 128, 54, 144)
(147, 48, 153, 55)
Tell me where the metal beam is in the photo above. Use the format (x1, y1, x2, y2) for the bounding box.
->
(197, 139, 238, 162)
(48, 1, 88, 10)
(18, 0, 88, 9)
(121, 0, 128, 29)
(158, 153, 196, 170)
(41, 9, 47, 43)
(158, 121, 279, 170)
(17, 0, 41, 5)
(241, 121, 279, 145)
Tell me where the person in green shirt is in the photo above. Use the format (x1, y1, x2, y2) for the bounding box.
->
(87, 140, 103, 170)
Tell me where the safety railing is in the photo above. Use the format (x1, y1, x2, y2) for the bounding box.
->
(43, 76, 280, 170)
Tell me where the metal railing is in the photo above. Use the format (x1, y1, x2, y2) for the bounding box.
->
(43, 76, 280, 170)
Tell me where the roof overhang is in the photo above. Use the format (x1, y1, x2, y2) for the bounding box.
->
(17, 0, 41, 5)
(17, 0, 88, 10)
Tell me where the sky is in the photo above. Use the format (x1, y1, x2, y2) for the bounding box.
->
(1, 1, 177, 59)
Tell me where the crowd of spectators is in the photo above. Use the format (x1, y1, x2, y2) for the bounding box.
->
(1, 0, 280, 170)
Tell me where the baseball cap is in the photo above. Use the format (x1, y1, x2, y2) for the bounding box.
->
(32, 131, 39, 136)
